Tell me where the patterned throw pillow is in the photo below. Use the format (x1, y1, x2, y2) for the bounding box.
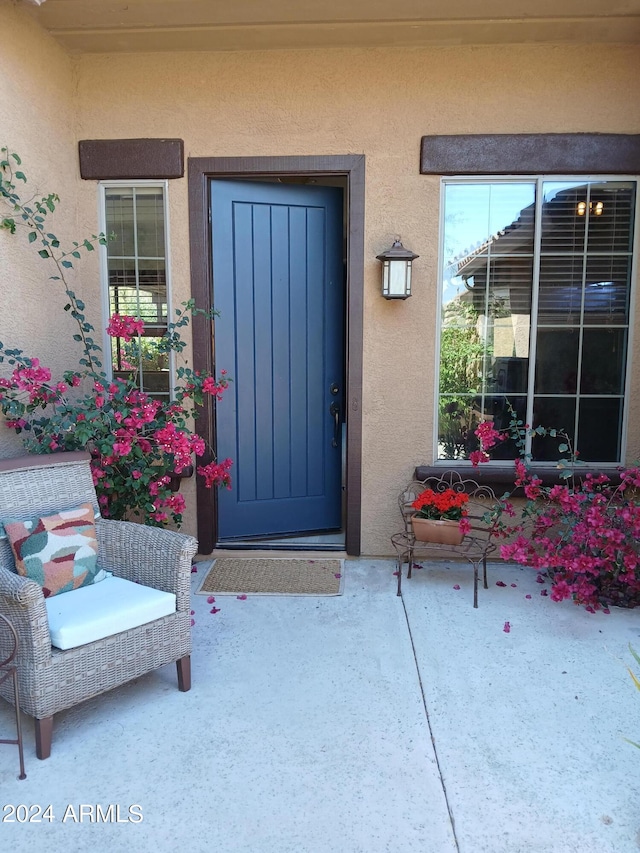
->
(4, 502, 100, 598)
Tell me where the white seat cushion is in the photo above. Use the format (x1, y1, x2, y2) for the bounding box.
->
(45, 575, 176, 650)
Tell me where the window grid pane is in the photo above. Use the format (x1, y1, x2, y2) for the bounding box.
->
(439, 177, 636, 464)
(104, 186, 170, 398)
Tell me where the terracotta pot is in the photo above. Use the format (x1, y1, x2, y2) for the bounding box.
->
(411, 516, 464, 545)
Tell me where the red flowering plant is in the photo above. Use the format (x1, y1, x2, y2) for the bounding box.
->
(412, 488, 471, 535)
(0, 149, 232, 528)
(471, 407, 640, 612)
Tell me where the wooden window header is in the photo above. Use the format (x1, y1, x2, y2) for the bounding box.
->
(420, 134, 640, 175)
(79, 138, 184, 180)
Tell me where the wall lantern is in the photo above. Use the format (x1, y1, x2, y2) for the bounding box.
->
(376, 239, 419, 300)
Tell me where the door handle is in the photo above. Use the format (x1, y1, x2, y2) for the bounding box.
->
(329, 402, 340, 448)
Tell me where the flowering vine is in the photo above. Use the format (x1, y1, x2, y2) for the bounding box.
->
(0, 149, 232, 528)
(472, 408, 640, 611)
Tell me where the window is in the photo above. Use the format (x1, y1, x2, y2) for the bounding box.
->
(100, 183, 171, 400)
(437, 177, 637, 464)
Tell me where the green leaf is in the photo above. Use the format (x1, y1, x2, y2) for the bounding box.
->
(14, 171, 26, 182)
(28, 231, 37, 243)
(11, 153, 22, 165)
(61, 260, 73, 268)
(38, 249, 50, 258)
(558, 443, 569, 452)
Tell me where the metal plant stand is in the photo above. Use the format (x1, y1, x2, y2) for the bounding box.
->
(0, 614, 26, 779)
(392, 473, 499, 607)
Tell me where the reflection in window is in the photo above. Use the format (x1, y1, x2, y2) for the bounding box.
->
(102, 185, 170, 399)
(438, 179, 636, 463)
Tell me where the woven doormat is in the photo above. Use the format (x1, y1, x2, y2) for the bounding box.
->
(195, 558, 344, 596)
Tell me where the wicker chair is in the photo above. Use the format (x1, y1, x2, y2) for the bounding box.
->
(0, 451, 198, 759)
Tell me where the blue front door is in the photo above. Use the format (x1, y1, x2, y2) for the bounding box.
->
(211, 180, 344, 540)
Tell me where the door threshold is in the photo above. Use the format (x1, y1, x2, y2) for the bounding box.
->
(217, 541, 345, 552)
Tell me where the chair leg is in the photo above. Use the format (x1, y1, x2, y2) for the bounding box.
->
(176, 655, 191, 692)
(473, 562, 479, 608)
(11, 672, 26, 779)
(35, 716, 53, 760)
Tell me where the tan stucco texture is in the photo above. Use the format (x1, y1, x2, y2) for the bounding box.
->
(2, 0, 639, 554)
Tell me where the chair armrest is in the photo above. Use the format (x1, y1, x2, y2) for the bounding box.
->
(0, 564, 53, 666)
(96, 519, 197, 611)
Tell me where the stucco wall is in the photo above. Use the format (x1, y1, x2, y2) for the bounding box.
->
(3, 27, 639, 554)
(0, 0, 88, 458)
(72, 44, 640, 554)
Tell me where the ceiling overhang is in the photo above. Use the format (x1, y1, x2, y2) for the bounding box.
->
(24, 0, 640, 53)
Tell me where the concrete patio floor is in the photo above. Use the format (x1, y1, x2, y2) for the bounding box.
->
(1, 556, 640, 853)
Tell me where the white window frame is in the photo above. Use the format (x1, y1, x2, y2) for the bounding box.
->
(98, 180, 174, 399)
(434, 174, 640, 466)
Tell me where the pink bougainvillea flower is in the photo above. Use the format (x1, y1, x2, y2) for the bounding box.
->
(536, 575, 545, 584)
(106, 313, 145, 342)
(503, 621, 511, 633)
(236, 594, 247, 600)
(453, 584, 461, 590)
(198, 458, 233, 489)
(496, 581, 507, 587)
(469, 449, 490, 467)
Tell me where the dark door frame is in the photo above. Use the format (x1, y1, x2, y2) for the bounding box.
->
(187, 155, 365, 555)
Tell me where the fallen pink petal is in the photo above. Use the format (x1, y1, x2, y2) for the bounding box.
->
(334, 573, 342, 579)
(393, 571, 399, 576)
(190, 618, 195, 626)
(525, 594, 532, 599)
(496, 581, 507, 587)
(536, 575, 545, 584)
(236, 594, 247, 600)
(503, 621, 511, 633)
(603, 608, 611, 614)
(190, 609, 195, 615)
(207, 596, 215, 604)
(210, 607, 220, 614)
(541, 589, 548, 596)
(511, 583, 517, 588)
(453, 584, 460, 590)
(191, 566, 198, 574)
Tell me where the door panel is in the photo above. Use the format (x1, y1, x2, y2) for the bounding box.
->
(211, 179, 344, 540)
